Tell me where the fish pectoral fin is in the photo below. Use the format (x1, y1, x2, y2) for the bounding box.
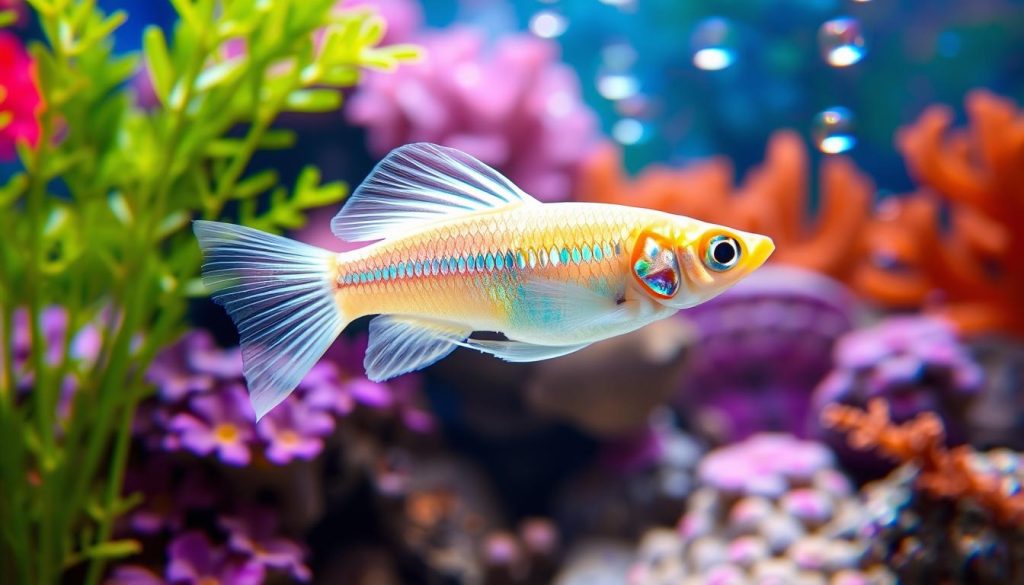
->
(332, 143, 540, 242)
(520, 274, 640, 332)
(364, 315, 471, 382)
(456, 338, 591, 363)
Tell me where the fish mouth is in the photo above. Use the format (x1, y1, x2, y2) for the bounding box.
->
(745, 235, 776, 271)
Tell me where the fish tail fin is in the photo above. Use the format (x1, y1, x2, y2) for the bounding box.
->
(193, 220, 347, 419)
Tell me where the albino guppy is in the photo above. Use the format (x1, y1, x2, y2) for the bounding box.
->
(194, 143, 775, 418)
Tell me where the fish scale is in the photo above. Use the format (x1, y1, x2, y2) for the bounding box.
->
(333, 203, 642, 335)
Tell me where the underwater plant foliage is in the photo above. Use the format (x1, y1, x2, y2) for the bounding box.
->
(0, 1, 419, 584)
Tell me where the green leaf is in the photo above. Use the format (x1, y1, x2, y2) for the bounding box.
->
(74, 10, 127, 55)
(195, 57, 246, 91)
(0, 10, 16, 28)
(169, 0, 202, 34)
(157, 211, 191, 239)
(301, 182, 347, 208)
(283, 89, 342, 113)
(233, 169, 279, 199)
(356, 15, 385, 47)
(142, 26, 174, 103)
(82, 539, 141, 560)
(0, 173, 27, 208)
(318, 65, 360, 87)
(108, 192, 133, 225)
(378, 43, 424, 62)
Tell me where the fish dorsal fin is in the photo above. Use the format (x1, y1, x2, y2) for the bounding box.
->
(331, 143, 539, 242)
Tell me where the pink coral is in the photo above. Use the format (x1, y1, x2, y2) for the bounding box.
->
(347, 28, 598, 201)
(0, 31, 41, 160)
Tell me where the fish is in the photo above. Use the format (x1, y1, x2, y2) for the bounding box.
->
(194, 143, 775, 418)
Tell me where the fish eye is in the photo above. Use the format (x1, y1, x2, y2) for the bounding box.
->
(704, 235, 741, 271)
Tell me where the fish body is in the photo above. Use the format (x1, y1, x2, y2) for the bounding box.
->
(337, 202, 675, 346)
(195, 144, 774, 418)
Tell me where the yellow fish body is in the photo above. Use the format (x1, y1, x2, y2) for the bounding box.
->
(195, 144, 774, 417)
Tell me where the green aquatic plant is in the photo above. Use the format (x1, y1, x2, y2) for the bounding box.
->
(0, 1, 420, 584)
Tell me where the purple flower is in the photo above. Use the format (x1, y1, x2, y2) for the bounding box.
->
(219, 509, 311, 581)
(297, 361, 354, 416)
(166, 532, 264, 585)
(147, 331, 224, 402)
(347, 27, 598, 202)
(256, 398, 334, 464)
(166, 385, 256, 466)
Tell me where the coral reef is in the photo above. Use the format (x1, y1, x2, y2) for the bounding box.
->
(812, 316, 984, 460)
(676, 265, 858, 443)
(629, 433, 895, 584)
(827, 400, 1024, 582)
(856, 91, 1024, 338)
(823, 399, 1024, 525)
(0, 30, 40, 160)
(574, 131, 874, 282)
(347, 27, 598, 201)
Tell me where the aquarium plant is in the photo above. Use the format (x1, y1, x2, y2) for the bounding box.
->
(0, 1, 419, 584)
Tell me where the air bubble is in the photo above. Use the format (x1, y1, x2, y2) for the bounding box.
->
(691, 17, 737, 71)
(818, 17, 866, 67)
(813, 107, 856, 154)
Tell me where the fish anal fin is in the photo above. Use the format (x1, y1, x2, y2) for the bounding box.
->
(364, 315, 471, 382)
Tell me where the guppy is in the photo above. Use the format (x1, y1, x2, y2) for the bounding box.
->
(194, 143, 775, 418)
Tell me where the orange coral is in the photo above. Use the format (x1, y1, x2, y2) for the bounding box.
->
(823, 399, 1024, 526)
(857, 90, 1024, 337)
(574, 131, 874, 282)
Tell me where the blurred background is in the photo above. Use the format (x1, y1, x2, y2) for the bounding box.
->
(2, 0, 1024, 584)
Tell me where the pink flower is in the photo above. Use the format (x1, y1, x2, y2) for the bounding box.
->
(0, 31, 41, 161)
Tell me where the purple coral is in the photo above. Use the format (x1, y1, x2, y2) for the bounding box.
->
(677, 266, 859, 443)
(811, 315, 984, 452)
(347, 28, 598, 201)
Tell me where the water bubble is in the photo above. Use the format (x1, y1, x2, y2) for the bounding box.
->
(613, 118, 647, 145)
(691, 17, 738, 71)
(812, 107, 856, 153)
(818, 17, 866, 67)
(530, 10, 567, 39)
(601, 42, 638, 71)
(597, 72, 639, 101)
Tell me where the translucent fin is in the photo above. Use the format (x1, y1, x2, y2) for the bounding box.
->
(332, 143, 539, 242)
(364, 315, 471, 382)
(457, 338, 590, 362)
(520, 275, 636, 332)
(194, 220, 346, 419)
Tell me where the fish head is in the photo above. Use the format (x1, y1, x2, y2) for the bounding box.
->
(629, 218, 775, 309)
